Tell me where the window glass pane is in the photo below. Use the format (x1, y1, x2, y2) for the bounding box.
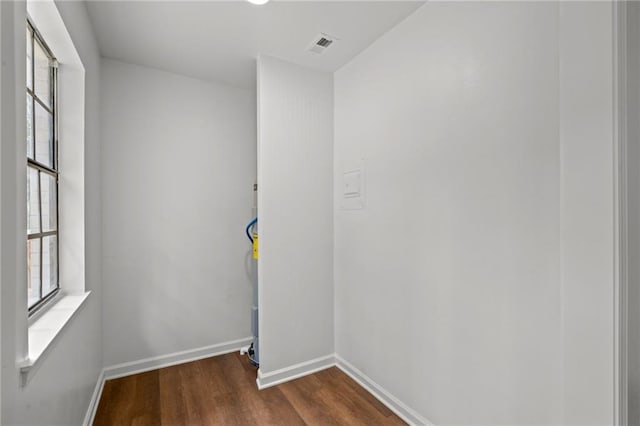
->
(27, 27, 32, 90)
(34, 39, 51, 107)
(26, 94, 34, 159)
(35, 102, 53, 167)
(27, 167, 41, 234)
(27, 22, 57, 313)
(42, 235, 57, 297)
(28, 238, 41, 308)
(40, 173, 56, 232)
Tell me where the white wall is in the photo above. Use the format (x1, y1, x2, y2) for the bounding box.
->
(334, 1, 615, 424)
(0, 1, 24, 420)
(1, 0, 103, 424)
(101, 59, 256, 367)
(257, 55, 334, 375)
(558, 2, 615, 424)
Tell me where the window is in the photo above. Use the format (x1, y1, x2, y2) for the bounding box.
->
(26, 19, 59, 313)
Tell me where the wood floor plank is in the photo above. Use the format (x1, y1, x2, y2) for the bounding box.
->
(218, 353, 306, 425)
(93, 353, 405, 426)
(278, 374, 340, 425)
(313, 368, 400, 426)
(337, 371, 397, 419)
(94, 370, 160, 426)
(316, 367, 402, 423)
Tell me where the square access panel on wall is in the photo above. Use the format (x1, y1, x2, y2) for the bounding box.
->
(340, 158, 365, 210)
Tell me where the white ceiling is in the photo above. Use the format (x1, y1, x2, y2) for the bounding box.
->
(85, 1, 424, 89)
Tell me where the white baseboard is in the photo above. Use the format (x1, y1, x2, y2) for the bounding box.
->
(256, 353, 335, 389)
(103, 336, 252, 380)
(82, 369, 105, 426)
(335, 354, 432, 426)
(82, 344, 430, 426)
(83, 337, 252, 425)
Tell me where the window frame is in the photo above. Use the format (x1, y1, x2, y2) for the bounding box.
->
(26, 18, 60, 316)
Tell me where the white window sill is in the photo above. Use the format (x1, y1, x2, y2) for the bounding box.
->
(19, 292, 91, 386)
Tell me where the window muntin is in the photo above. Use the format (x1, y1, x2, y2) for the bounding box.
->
(26, 20, 59, 313)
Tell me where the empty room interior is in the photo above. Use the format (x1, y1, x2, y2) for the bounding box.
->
(1, 0, 640, 424)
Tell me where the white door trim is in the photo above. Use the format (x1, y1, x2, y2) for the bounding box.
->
(613, 1, 628, 425)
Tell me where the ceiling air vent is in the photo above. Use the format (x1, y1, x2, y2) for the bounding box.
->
(307, 33, 338, 55)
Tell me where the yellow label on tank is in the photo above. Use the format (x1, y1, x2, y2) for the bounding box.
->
(253, 234, 259, 260)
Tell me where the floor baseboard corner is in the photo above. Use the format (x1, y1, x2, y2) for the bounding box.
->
(103, 336, 252, 380)
(256, 353, 336, 389)
(83, 368, 105, 426)
(335, 354, 432, 426)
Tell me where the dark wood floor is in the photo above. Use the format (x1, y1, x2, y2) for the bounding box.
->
(93, 352, 405, 425)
